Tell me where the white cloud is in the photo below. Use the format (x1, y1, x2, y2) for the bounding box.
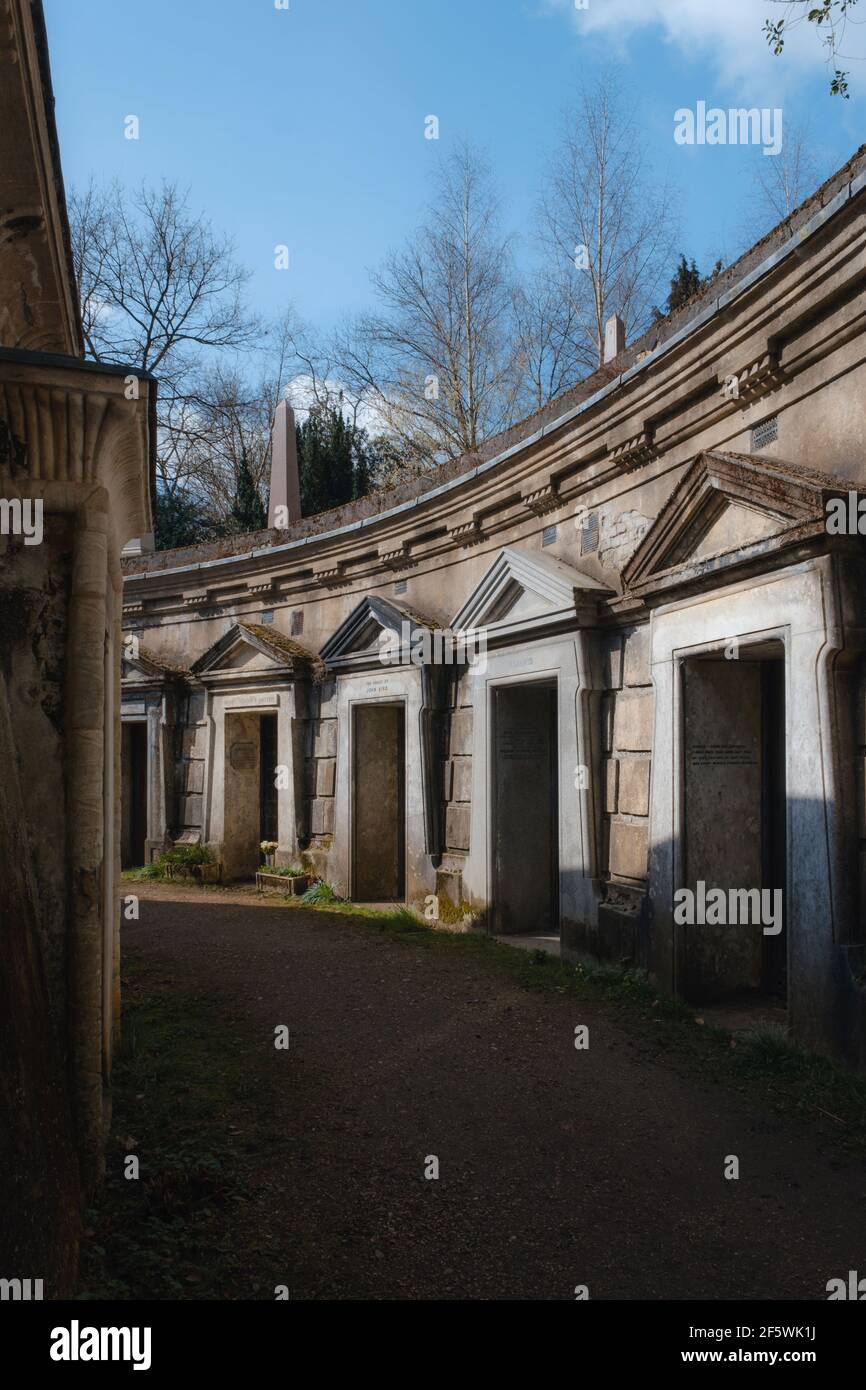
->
(547, 0, 866, 97)
(284, 373, 389, 437)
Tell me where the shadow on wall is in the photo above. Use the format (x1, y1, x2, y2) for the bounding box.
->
(0, 674, 81, 1297)
(560, 793, 866, 1069)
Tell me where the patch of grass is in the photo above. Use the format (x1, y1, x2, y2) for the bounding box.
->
(77, 949, 286, 1300)
(125, 861, 165, 881)
(299, 879, 341, 905)
(123, 845, 214, 883)
(162, 845, 214, 867)
(261, 865, 306, 878)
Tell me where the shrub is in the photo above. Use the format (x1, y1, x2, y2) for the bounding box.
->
(300, 879, 340, 904)
(161, 845, 213, 867)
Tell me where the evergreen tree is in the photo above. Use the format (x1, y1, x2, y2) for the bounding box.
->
(666, 255, 703, 312)
(228, 450, 266, 532)
(154, 489, 215, 550)
(296, 404, 376, 517)
(653, 254, 723, 321)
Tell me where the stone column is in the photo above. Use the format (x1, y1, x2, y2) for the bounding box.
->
(66, 510, 109, 1191)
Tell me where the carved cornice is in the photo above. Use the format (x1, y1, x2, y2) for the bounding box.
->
(522, 481, 560, 516)
(315, 564, 350, 590)
(0, 359, 152, 543)
(720, 350, 783, 405)
(379, 542, 413, 571)
(449, 516, 484, 546)
(610, 429, 658, 471)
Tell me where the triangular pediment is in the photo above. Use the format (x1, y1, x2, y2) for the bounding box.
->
(190, 622, 313, 680)
(121, 644, 188, 687)
(321, 596, 439, 671)
(451, 546, 611, 642)
(622, 451, 834, 595)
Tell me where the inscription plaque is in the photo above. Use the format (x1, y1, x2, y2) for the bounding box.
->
(229, 740, 256, 771)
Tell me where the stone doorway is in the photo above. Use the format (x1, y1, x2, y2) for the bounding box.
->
(352, 704, 406, 902)
(121, 721, 148, 868)
(681, 647, 787, 1005)
(491, 682, 559, 934)
(223, 711, 263, 880)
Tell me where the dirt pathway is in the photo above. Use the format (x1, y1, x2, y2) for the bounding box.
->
(121, 888, 866, 1301)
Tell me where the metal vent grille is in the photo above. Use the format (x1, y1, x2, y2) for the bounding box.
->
(394, 579, 408, 595)
(581, 513, 599, 555)
(542, 524, 557, 547)
(290, 610, 304, 635)
(751, 416, 778, 450)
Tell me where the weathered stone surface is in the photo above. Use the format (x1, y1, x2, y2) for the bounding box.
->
(352, 704, 403, 900)
(614, 692, 653, 752)
(451, 756, 472, 802)
(618, 758, 650, 816)
(450, 706, 473, 756)
(446, 803, 470, 850)
(314, 719, 337, 758)
(311, 797, 335, 835)
(604, 635, 623, 690)
(683, 660, 762, 998)
(184, 759, 204, 795)
(317, 681, 338, 717)
(316, 757, 336, 797)
(623, 627, 651, 687)
(609, 821, 648, 879)
(182, 728, 199, 757)
(436, 867, 463, 907)
(601, 695, 614, 752)
(604, 758, 619, 813)
(181, 794, 203, 825)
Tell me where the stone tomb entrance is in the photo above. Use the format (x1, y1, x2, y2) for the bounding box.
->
(491, 681, 559, 934)
(121, 722, 148, 869)
(223, 711, 278, 880)
(352, 703, 406, 902)
(682, 645, 786, 1003)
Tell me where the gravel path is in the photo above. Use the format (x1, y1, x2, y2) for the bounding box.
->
(126, 888, 866, 1301)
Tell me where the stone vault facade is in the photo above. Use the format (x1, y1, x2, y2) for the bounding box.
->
(123, 149, 866, 1068)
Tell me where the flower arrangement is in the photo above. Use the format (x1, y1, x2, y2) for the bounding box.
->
(260, 840, 278, 867)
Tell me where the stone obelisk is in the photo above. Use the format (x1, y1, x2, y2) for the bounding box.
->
(267, 398, 302, 528)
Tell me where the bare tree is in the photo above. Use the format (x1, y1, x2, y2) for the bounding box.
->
(741, 121, 829, 244)
(69, 179, 258, 501)
(71, 179, 256, 374)
(511, 269, 586, 414)
(334, 143, 521, 461)
(538, 73, 679, 371)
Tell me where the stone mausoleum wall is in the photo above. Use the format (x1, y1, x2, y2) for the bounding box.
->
(121, 144, 866, 1066)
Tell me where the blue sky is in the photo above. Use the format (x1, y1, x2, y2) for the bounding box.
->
(44, 0, 866, 340)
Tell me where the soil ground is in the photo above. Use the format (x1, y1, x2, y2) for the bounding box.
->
(84, 881, 866, 1301)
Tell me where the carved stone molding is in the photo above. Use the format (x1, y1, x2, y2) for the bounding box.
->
(523, 481, 559, 517)
(611, 429, 658, 471)
(720, 350, 782, 406)
(379, 542, 413, 571)
(315, 564, 349, 590)
(449, 517, 484, 546)
(0, 361, 152, 544)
